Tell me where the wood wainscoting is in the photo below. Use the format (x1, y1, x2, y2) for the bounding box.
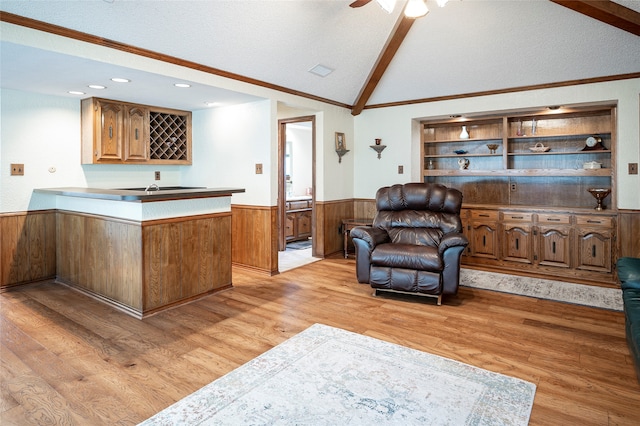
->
(314, 199, 355, 257)
(619, 209, 640, 258)
(0, 210, 56, 290)
(56, 210, 232, 318)
(231, 204, 278, 275)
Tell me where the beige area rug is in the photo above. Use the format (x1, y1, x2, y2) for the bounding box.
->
(461, 268, 623, 311)
(140, 324, 536, 425)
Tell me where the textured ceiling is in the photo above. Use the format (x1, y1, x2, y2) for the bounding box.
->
(1, 0, 639, 112)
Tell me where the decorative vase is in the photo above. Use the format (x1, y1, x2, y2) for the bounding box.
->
(457, 158, 469, 170)
(460, 125, 469, 139)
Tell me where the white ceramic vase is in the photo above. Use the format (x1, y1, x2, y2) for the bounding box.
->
(460, 125, 469, 139)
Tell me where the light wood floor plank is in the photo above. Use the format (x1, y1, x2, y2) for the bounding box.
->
(1, 257, 638, 425)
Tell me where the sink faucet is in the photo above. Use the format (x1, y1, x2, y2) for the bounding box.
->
(145, 183, 160, 192)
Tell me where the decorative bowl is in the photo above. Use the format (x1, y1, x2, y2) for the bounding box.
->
(454, 150, 467, 155)
(528, 142, 550, 152)
(486, 144, 499, 153)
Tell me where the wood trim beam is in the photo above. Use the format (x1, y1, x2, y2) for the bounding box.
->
(0, 11, 352, 110)
(350, 14, 415, 116)
(362, 72, 640, 110)
(550, 0, 640, 36)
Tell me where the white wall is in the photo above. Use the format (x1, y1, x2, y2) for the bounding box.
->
(353, 79, 640, 210)
(186, 99, 273, 206)
(0, 89, 184, 213)
(286, 125, 312, 197)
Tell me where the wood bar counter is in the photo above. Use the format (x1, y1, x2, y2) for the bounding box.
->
(35, 187, 244, 318)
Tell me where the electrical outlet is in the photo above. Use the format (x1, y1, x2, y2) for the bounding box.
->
(255, 163, 263, 174)
(398, 165, 404, 174)
(155, 171, 161, 180)
(630, 163, 638, 175)
(10, 163, 24, 176)
(510, 182, 517, 192)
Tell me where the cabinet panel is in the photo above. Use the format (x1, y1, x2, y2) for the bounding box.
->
(537, 225, 572, 268)
(577, 229, 612, 272)
(285, 214, 295, 239)
(97, 101, 124, 162)
(125, 106, 148, 162)
(502, 223, 533, 264)
(297, 211, 312, 238)
(470, 222, 498, 259)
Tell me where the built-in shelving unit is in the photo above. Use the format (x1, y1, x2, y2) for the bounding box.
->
(421, 103, 618, 286)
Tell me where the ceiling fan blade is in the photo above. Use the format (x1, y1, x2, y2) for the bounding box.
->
(349, 0, 373, 8)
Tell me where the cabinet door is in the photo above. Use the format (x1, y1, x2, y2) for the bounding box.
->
(125, 106, 149, 162)
(536, 226, 571, 268)
(297, 211, 311, 238)
(576, 228, 612, 272)
(470, 222, 498, 259)
(97, 101, 124, 161)
(502, 223, 533, 264)
(285, 213, 295, 240)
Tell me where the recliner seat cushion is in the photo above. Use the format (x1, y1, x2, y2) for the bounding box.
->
(371, 243, 442, 271)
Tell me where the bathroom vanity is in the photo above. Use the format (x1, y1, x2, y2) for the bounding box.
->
(35, 186, 244, 318)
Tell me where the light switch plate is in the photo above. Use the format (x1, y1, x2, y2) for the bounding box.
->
(155, 171, 161, 180)
(255, 163, 263, 174)
(630, 163, 638, 175)
(398, 165, 404, 174)
(11, 163, 24, 176)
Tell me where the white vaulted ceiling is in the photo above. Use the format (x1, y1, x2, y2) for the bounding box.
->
(1, 0, 639, 112)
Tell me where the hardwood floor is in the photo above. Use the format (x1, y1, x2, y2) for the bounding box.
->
(1, 256, 639, 425)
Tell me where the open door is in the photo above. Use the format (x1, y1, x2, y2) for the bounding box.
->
(278, 116, 316, 254)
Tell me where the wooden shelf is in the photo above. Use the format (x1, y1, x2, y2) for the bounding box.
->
(424, 168, 612, 177)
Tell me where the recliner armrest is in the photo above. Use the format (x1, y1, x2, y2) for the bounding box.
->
(438, 232, 469, 256)
(350, 226, 390, 249)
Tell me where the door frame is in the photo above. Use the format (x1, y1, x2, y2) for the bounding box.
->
(278, 116, 316, 254)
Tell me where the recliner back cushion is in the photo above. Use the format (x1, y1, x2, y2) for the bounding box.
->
(373, 183, 463, 237)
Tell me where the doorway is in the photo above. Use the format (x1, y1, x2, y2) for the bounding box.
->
(278, 116, 316, 267)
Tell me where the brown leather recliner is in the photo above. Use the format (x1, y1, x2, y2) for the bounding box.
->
(350, 183, 468, 305)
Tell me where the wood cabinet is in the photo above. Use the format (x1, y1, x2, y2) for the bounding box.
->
(467, 209, 499, 259)
(462, 207, 617, 286)
(82, 97, 191, 165)
(285, 198, 312, 242)
(425, 103, 617, 286)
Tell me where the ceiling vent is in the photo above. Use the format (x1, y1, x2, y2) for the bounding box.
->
(308, 64, 334, 78)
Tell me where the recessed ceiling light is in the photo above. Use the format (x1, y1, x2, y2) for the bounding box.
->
(111, 77, 130, 83)
(88, 84, 106, 89)
(68, 91, 85, 95)
(174, 83, 191, 88)
(308, 64, 334, 78)
(205, 102, 220, 107)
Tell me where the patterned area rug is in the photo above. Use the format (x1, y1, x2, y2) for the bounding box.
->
(461, 268, 623, 311)
(140, 324, 536, 425)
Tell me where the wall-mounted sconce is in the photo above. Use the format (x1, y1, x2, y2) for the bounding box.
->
(336, 147, 350, 163)
(370, 138, 387, 159)
(335, 132, 350, 163)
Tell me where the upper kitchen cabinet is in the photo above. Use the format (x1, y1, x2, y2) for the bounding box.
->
(81, 97, 192, 165)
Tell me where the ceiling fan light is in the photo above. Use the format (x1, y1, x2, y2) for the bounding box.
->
(404, 0, 429, 18)
(376, 0, 396, 13)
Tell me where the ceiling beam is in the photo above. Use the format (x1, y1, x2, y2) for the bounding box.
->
(550, 0, 640, 36)
(351, 14, 415, 116)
